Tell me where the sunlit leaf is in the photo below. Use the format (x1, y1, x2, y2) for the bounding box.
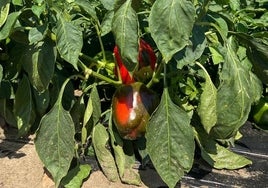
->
(91, 85, 101, 125)
(112, 0, 139, 71)
(211, 37, 263, 139)
(149, 0, 195, 62)
(28, 25, 47, 44)
(74, 0, 98, 21)
(62, 164, 91, 188)
(92, 123, 119, 182)
(194, 126, 252, 169)
(108, 114, 141, 186)
(0, 0, 10, 28)
(101, 10, 113, 36)
(22, 39, 56, 92)
(146, 89, 195, 188)
(56, 16, 83, 70)
(35, 78, 75, 187)
(197, 63, 217, 134)
(0, 11, 20, 40)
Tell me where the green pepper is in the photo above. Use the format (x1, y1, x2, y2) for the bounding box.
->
(252, 96, 268, 127)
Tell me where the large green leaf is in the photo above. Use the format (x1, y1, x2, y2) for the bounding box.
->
(56, 16, 83, 70)
(35, 78, 75, 187)
(0, 11, 20, 40)
(146, 88, 195, 188)
(194, 126, 252, 169)
(112, 0, 139, 72)
(92, 123, 119, 182)
(149, 0, 195, 63)
(14, 75, 33, 136)
(211, 37, 263, 139)
(61, 164, 91, 188)
(233, 33, 268, 85)
(22, 39, 56, 92)
(108, 114, 141, 186)
(0, 0, 10, 28)
(197, 63, 217, 134)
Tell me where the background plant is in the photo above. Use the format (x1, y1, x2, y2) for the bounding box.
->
(0, 0, 267, 187)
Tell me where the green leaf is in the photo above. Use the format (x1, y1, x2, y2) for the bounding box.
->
(211, 37, 263, 139)
(22, 39, 56, 92)
(197, 63, 217, 134)
(56, 16, 83, 70)
(146, 89, 195, 188)
(100, 0, 114, 10)
(31, 3, 46, 18)
(233, 33, 268, 85)
(74, 0, 98, 21)
(149, 0, 195, 63)
(14, 75, 33, 136)
(91, 85, 101, 125)
(101, 10, 113, 36)
(28, 25, 47, 44)
(209, 46, 224, 65)
(108, 114, 141, 186)
(35, 78, 75, 187)
(33, 88, 50, 116)
(112, 0, 139, 72)
(81, 95, 92, 146)
(11, 0, 23, 6)
(70, 96, 85, 132)
(61, 164, 91, 188)
(175, 26, 207, 68)
(194, 126, 252, 169)
(0, 11, 20, 40)
(0, 0, 10, 28)
(92, 123, 120, 182)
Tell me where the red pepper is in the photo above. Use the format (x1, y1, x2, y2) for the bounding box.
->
(113, 45, 135, 84)
(113, 39, 156, 84)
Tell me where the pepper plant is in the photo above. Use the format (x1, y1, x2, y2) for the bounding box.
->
(0, 0, 268, 187)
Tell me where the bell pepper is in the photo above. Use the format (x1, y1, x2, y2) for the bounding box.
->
(113, 39, 156, 84)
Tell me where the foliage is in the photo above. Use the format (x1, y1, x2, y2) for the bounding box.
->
(0, 0, 268, 187)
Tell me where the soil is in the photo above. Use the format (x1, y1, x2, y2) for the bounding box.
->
(1, 118, 267, 188)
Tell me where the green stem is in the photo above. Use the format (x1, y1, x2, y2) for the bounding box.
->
(146, 55, 164, 88)
(94, 21, 106, 62)
(79, 53, 98, 65)
(78, 60, 121, 86)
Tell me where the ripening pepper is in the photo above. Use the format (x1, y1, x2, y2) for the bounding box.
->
(112, 82, 159, 140)
(113, 39, 156, 84)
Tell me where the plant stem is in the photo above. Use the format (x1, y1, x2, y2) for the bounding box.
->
(94, 21, 106, 62)
(78, 60, 121, 86)
(146, 54, 164, 88)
